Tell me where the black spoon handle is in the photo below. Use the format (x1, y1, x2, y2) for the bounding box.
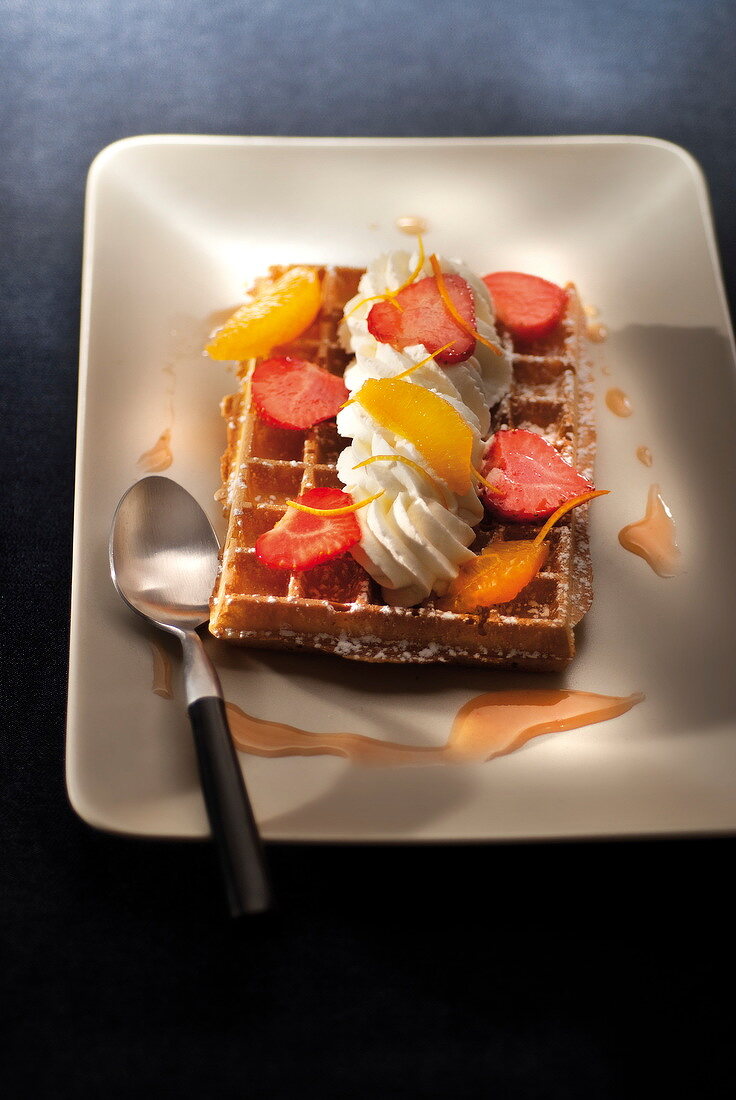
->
(188, 696, 272, 917)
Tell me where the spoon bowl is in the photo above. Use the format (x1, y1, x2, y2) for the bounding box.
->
(110, 475, 217, 631)
(109, 476, 272, 916)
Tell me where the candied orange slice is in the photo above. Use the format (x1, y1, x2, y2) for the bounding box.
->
(438, 490, 608, 611)
(205, 267, 321, 360)
(354, 378, 473, 494)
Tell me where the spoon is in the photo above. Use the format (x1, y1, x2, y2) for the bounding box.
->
(109, 475, 272, 916)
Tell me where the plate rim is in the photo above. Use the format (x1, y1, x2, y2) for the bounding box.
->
(67, 133, 736, 840)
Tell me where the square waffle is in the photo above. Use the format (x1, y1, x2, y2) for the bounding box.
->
(209, 265, 595, 670)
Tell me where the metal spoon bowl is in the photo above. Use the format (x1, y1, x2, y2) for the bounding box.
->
(110, 475, 271, 916)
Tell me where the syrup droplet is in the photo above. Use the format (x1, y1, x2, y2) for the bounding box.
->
(225, 690, 644, 766)
(605, 388, 633, 417)
(137, 362, 176, 471)
(619, 483, 682, 577)
(636, 445, 653, 467)
(587, 321, 608, 343)
(137, 428, 173, 472)
(150, 639, 173, 699)
(396, 215, 429, 236)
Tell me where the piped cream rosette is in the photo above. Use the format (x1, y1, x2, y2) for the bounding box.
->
(335, 249, 512, 607)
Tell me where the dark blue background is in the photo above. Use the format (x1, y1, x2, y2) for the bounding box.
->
(2, 2, 734, 1096)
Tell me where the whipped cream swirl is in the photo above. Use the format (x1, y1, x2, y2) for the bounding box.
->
(336, 249, 512, 606)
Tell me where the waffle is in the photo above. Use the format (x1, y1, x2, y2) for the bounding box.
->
(209, 265, 595, 670)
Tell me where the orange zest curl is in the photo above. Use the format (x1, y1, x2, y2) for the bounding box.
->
(343, 237, 426, 320)
(532, 489, 610, 545)
(344, 292, 395, 320)
(392, 234, 426, 296)
(352, 454, 449, 508)
(429, 254, 504, 358)
(394, 341, 455, 379)
(285, 490, 384, 517)
(470, 468, 502, 495)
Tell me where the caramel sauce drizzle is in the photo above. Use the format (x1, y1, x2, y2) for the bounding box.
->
(605, 388, 633, 417)
(636, 445, 653, 467)
(137, 428, 173, 472)
(225, 690, 644, 766)
(137, 363, 176, 472)
(619, 483, 682, 577)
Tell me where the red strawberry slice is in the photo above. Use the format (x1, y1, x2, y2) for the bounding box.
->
(367, 274, 476, 364)
(482, 271, 567, 341)
(255, 488, 361, 571)
(251, 356, 348, 431)
(481, 428, 594, 521)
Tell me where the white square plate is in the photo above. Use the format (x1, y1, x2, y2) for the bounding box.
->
(67, 135, 736, 841)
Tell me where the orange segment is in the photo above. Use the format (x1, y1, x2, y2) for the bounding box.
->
(206, 267, 321, 360)
(438, 488, 610, 611)
(438, 541, 549, 610)
(354, 378, 473, 495)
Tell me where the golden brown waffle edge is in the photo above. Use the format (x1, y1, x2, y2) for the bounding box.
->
(209, 265, 596, 670)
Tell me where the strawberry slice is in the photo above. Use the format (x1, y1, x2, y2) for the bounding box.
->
(251, 356, 348, 431)
(255, 488, 361, 571)
(481, 428, 594, 522)
(367, 274, 476, 364)
(482, 271, 567, 341)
